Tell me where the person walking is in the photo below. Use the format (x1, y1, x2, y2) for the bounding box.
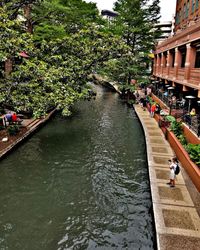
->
(167, 157, 178, 188)
(150, 103, 156, 118)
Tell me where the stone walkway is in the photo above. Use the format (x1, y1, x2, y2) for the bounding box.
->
(134, 104, 200, 250)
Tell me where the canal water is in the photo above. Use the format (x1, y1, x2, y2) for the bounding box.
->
(0, 86, 155, 250)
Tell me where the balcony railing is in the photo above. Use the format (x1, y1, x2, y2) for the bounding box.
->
(162, 68, 167, 75)
(177, 68, 185, 80)
(153, 89, 200, 137)
(154, 66, 200, 88)
(190, 68, 200, 84)
(169, 67, 174, 77)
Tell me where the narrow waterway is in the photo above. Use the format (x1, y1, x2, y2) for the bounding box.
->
(0, 86, 155, 250)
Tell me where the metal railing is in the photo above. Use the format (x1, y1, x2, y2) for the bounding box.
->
(153, 90, 200, 137)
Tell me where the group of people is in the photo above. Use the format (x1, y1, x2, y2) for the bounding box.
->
(5, 112, 18, 123)
(1, 112, 22, 126)
(137, 93, 160, 118)
(135, 88, 181, 188)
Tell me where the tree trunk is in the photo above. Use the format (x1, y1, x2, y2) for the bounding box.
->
(5, 58, 13, 77)
(24, 5, 33, 34)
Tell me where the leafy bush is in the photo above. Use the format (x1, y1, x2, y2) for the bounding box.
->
(185, 144, 200, 167)
(7, 125, 20, 136)
(169, 119, 199, 168)
(177, 134, 187, 146)
(165, 115, 176, 123)
(170, 121, 183, 137)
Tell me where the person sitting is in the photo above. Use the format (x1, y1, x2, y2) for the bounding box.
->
(5, 112, 12, 123)
(190, 108, 196, 127)
(177, 97, 186, 108)
(190, 108, 196, 116)
(12, 113, 17, 122)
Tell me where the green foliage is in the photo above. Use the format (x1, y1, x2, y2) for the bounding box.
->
(170, 121, 183, 137)
(7, 125, 20, 136)
(0, 0, 159, 118)
(0, 3, 126, 117)
(177, 134, 187, 146)
(0, 6, 33, 62)
(185, 144, 200, 167)
(101, 0, 160, 89)
(165, 115, 176, 123)
(32, 0, 100, 41)
(118, 84, 136, 93)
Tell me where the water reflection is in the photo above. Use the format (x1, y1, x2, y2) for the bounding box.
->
(0, 86, 155, 250)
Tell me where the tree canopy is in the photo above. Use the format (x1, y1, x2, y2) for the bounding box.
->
(0, 2, 126, 117)
(0, 0, 160, 117)
(100, 0, 160, 89)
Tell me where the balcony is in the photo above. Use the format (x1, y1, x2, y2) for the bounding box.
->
(169, 68, 174, 77)
(162, 68, 167, 75)
(190, 68, 200, 84)
(153, 66, 200, 89)
(177, 68, 185, 80)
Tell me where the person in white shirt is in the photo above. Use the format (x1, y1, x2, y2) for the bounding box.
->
(167, 157, 178, 188)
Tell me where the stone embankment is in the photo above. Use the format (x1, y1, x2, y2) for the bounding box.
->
(89, 74, 122, 94)
(134, 105, 200, 250)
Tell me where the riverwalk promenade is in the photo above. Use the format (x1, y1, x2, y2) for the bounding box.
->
(0, 89, 200, 249)
(135, 104, 200, 250)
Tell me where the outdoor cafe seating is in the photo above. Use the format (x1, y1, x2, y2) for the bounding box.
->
(0, 112, 24, 128)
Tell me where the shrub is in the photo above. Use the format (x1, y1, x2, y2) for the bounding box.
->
(177, 134, 187, 146)
(7, 125, 20, 136)
(165, 115, 176, 123)
(185, 144, 200, 167)
(170, 120, 183, 137)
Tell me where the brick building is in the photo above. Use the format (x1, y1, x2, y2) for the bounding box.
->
(153, 0, 200, 103)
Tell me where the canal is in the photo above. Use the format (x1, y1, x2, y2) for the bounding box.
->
(0, 86, 155, 250)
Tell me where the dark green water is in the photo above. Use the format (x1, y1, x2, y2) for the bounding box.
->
(0, 86, 155, 250)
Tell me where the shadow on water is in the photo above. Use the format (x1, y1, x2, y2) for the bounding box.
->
(0, 85, 156, 250)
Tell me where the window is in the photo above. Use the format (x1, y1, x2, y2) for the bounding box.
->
(176, 11, 180, 24)
(196, 0, 199, 9)
(183, 3, 186, 19)
(195, 49, 200, 68)
(181, 51, 186, 68)
(186, 1, 190, 17)
(192, 0, 195, 12)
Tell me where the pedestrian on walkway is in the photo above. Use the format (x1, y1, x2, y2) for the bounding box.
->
(167, 157, 178, 188)
(150, 103, 156, 117)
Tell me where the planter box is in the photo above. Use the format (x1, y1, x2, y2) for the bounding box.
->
(182, 124, 200, 144)
(166, 129, 200, 192)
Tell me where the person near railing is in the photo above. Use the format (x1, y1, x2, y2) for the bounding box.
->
(177, 97, 186, 108)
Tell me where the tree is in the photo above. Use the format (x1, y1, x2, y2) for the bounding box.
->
(0, 4, 126, 117)
(31, 0, 100, 40)
(102, 0, 160, 90)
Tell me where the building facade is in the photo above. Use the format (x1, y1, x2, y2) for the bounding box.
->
(153, 0, 200, 99)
